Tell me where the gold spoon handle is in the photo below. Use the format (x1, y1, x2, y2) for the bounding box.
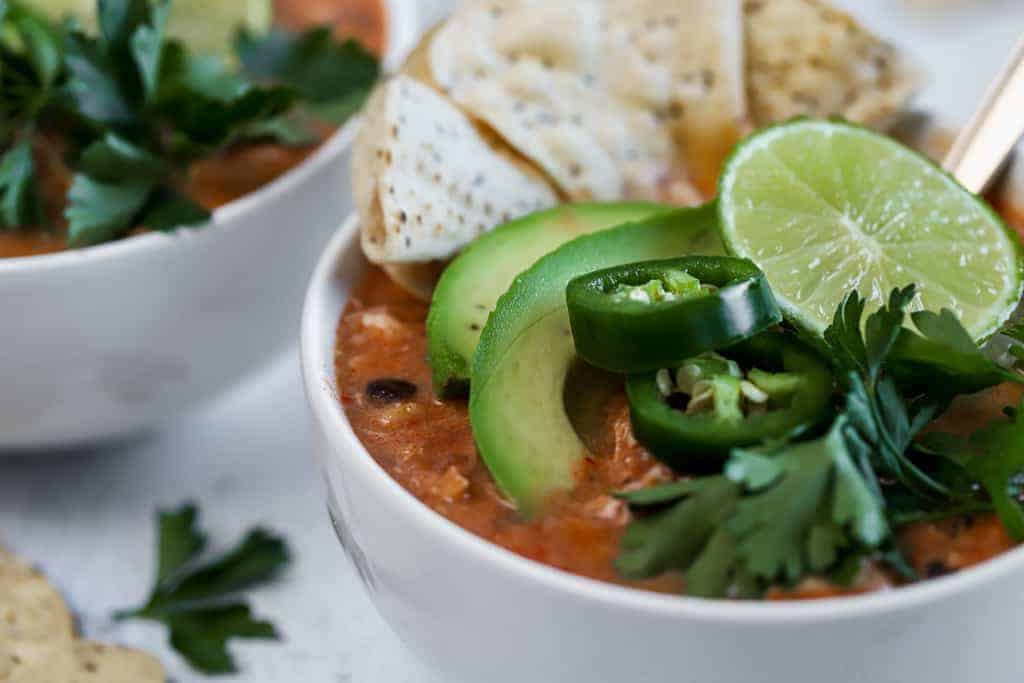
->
(944, 36, 1024, 194)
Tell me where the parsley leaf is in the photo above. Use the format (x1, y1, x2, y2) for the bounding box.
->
(78, 132, 167, 182)
(618, 419, 889, 597)
(156, 504, 207, 584)
(0, 139, 41, 228)
(922, 401, 1024, 541)
(130, 0, 169, 101)
(617, 477, 744, 598)
(65, 174, 153, 245)
(4, 0, 379, 242)
(167, 604, 277, 674)
(118, 503, 290, 675)
(823, 287, 953, 498)
(1, 2, 63, 140)
(62, 29, 136, 125)
(890, 308, 1023, 396)
(139, 190, 209, 231)
(727, 417, 888, 582)
(235, 26, 379, 123)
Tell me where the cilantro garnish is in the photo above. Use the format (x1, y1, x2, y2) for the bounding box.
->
(0, 140, 41, 228)
(921, 401, 1024, 541)
(117, 504, 290, 675)
(235, 26, 379, 124)
(618, 419, 889, 598)
(620, 284, 1024, 596)
(0, 0, 379, 244)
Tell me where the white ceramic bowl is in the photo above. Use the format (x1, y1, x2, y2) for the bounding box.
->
(302, 216, 1024, 683)
(0, 0, 419, 450)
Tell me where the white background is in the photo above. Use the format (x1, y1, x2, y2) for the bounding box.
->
(3, 1, 1024, 681)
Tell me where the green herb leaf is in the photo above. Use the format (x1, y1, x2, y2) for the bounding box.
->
(63, 30, 135, 125)
(0, 139, 41, 228)
(155, 51, 297, 150)
(160, 529, 289, 606)
(79, 132, 166, 182)
(823, 287, 954, 498)
(130, 0, 169, 100)
(235, 26, 378, 123)
(8, 4, 62, 89)
(156, 504, 207, 586)
(616, 476, 742, 596)
(618, 419, 889, 597)
(119, 503, 289, 675)
(890, 308, 1023, 396)
(98, 0, 150, 55)
(139, 191, 209, 231)
(923, 401, 1024, 541)
(1, 3, 62, 138)
(167, 604, 277, 675)
(65, 173, 153, 245)
(4, 0, 380, 245)
(728, 418, 888, 582)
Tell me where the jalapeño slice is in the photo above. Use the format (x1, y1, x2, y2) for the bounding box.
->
(626, 333, 834, 468)
(566, 256, 782, 374)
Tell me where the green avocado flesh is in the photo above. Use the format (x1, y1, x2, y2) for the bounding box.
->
(470, 205, 724, 515)
(427, 202, 670, 397)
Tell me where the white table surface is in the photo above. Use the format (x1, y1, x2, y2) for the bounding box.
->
(3, 2, 1023, 682)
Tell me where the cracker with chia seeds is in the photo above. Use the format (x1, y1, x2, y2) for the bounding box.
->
(429, 0, 746, 200)
(70, 641, 164, 683)
(353, 74, 558, 266)
(745, 0, 920, 128)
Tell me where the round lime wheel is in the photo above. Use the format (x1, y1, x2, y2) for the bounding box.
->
(718, 119, 1024, 340)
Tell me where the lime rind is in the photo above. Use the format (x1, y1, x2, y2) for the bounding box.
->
(718, 119, 1024, 341)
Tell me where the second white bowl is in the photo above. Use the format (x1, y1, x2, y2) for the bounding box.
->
(0, 0, 420, 450)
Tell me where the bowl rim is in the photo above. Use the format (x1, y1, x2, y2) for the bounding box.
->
(0, 0, 419, 276)
(302, 212, 1024, 626)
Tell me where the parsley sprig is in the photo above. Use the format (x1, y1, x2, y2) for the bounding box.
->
(619, 285, 1024, 597)
(618, 418, 889, 597)
(117, 504, 290, 675)
(0, 0, 379, 244)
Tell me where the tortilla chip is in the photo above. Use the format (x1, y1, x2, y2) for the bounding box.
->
(70, 642, 165, 683)
(429, 0, 745, 200)
(745, 0, 920, 128)
(0, 639, 74, 683)
(0, 548, 75, 683)
(0, 557, 74, 642)
(353, 74, 558, 264)
(382, 262, 448, 302)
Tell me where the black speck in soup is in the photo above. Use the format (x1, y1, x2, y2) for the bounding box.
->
(366, 379, 418, 404)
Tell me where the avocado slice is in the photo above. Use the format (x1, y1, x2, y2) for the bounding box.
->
(427, 202, 669, 397)
(470, 205, 724, 515)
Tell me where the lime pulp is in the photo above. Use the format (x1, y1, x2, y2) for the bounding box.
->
(718, 119, 1024, 340)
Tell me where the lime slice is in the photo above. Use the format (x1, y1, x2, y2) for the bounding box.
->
(24, 0, 272, 58)
(719, 120, 1024, 340)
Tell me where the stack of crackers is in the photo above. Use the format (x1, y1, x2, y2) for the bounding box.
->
(353, 0, 921, 299)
